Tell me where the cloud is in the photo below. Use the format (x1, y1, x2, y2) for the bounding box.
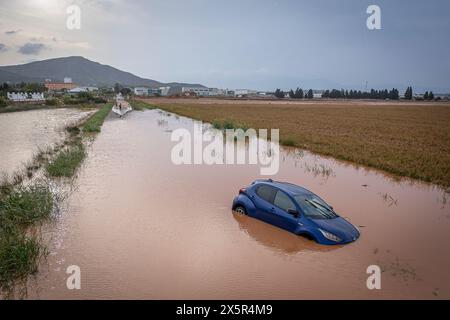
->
(0, 43, 7, 52)
(5, 29, 22, 35)
(18, 42, 46, 55)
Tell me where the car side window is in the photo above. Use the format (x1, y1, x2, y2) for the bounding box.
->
(256, 185, 277, 204)
(274, 191, 296, 212)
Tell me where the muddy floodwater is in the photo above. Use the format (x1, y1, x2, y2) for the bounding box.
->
(0, 109, 92, 177)
(28, 110, 450, 299)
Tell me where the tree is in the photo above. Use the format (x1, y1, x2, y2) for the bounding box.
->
(389, 88, 399, 100)
(120, 87, 132, 96)
(307, 89, 313, 99)
(404, 86, 413, 100)
(429, 91, 434, 100)
(294, 87, 303, 99)
(288, 89, 295, 99)
(274, 89, 285, 99)
(424, 91, 429, 100)
(114, 83, 121, 94)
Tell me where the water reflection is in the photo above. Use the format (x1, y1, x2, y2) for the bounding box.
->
(232, 212, 340, 255)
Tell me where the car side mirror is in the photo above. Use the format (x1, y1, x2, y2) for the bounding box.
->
(287, 208, 299, 218)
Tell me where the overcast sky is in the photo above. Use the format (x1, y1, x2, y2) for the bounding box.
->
(0, 0, 449, 91)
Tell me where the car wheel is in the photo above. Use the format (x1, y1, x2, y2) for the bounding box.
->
(234, 205, 247, 215)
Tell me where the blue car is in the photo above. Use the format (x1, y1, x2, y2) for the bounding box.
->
(232, 179, 360, 245)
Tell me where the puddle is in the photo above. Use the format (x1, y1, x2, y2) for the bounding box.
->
(26, 109, 450, 299)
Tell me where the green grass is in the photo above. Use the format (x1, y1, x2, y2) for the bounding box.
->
(0, 103, 49, 113)
(45, 142, 86, 178)
(0, 182, 54, 296)
(82, 103, 112, 133)
(212, 119, 249, 131)
(280, 137, 296, 147)
(0, 184, 54, 228)
(0, 232, 43, 296)
(129, 100, 157, 111)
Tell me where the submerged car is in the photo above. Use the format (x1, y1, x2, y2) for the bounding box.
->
(232, 179, 360, 245)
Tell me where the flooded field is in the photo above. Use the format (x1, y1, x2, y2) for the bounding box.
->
(0, 109, 93, 177)
(27, 109, 450, 299)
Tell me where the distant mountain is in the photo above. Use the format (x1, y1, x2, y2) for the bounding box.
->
(0, 56, 205, 89)
(0, 69, 41, 84)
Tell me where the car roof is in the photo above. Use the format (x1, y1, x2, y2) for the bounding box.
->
(251, 179, 313, 196)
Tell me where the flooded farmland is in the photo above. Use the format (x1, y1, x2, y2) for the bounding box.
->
(0, 109, 93, 177)
(22, 109, 450, 299)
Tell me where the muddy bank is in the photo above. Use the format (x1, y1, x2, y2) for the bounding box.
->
(28, 109, 450, 299)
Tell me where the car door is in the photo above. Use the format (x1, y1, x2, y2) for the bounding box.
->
(272, 190, 299, 232)
(254, 185, 277, 225)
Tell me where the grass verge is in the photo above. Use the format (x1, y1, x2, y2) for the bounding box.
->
(46, 103, 112, 178)
(0, 181, 54, 297)
(129, 100, 157, 111)
(45, 142, 86, 178)
(82, 103, 113, 133)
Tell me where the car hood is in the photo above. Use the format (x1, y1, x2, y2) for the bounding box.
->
(311, 216, 360, 243)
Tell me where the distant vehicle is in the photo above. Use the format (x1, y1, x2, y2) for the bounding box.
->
(232, 180, 360, 245)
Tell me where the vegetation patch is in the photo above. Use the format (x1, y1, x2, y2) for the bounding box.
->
(129, 100, 157, 111)
(0, 97, 7, 109)
(212, 119, 249, 131)
(280, 137, 296, 147)
(45, 98, 59, 106)
(0, 181, 54, 297)
(82, 103, 112, 133)
(45, 142, 86, 178)
(0, 104, 48, 114)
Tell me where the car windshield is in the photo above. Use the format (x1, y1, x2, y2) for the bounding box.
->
(293, 194, 338, 219)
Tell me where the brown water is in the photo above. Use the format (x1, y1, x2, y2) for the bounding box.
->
(28, 110, 450, 299)
(0, 109, 93, 177)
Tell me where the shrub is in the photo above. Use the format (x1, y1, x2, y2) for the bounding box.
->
(93, 97, 107, 104)
(45, 143, 86, 177)
(45, 98, 58, 106)
(0, 183, 54, 229)
(0, 97, 7, 109)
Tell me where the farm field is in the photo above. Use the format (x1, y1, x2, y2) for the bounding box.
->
(139, 98, 450, 187)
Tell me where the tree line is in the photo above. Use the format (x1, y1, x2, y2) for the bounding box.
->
(274, 88, 314, 99)
(0, 82, 47, 97)
(274, 86, 439, 101)
(322, 88, 400, 100)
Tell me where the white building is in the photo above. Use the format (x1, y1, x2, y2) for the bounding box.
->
(234, 89, 258, 97)
(181, 87, 228, 97)
(159, 86, 171, 96)
(7, 92, 45, 102)
(181, 87, 212, 97)
(64, 77, 73, 84)
(134, 87, 149, 96)
(69, 86, 98, 93)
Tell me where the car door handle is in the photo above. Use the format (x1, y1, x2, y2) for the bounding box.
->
(270, 207, 275, 211)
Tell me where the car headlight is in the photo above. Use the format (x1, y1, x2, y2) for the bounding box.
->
(319, 229, 342, 242)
